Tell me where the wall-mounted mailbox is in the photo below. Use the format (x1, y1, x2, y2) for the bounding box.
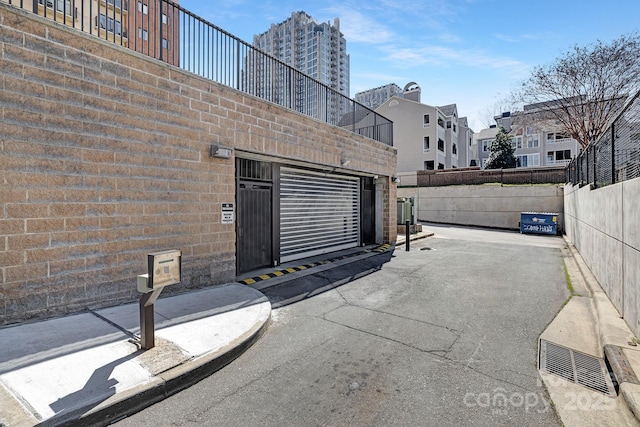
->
(137, 250, 182, 293)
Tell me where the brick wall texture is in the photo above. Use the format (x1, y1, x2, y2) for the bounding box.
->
(0, 5, 397, 324)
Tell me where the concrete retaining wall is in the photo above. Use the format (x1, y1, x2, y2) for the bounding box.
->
(564, 179, 640, 337)
(397, 184, 564, 230)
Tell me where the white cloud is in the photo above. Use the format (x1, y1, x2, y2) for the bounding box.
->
(495, 32, 558, 43)
(383, 44, 531, 78)
(320, 6, 395, 44)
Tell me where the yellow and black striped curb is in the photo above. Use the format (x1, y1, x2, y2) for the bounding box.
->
(239, 243, 391, 285)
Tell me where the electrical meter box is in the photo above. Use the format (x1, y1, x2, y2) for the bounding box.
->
(137, 250, 182, 293)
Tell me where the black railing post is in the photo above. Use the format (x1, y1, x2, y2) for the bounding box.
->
(592, 144, 597, 187)
(611, 122, 616, 185)
(585, 148, 589, 185)
(405, 220, 410, 252)
(158, 0, 164, 62)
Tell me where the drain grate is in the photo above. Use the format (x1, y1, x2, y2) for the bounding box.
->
(539, 339, 616, 396)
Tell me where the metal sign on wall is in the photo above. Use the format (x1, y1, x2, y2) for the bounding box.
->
(222, 203, 234, 224)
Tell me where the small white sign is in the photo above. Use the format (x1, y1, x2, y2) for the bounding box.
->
(221, 203, 234, 224)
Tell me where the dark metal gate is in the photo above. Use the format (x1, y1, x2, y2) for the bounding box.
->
(236, 159, 273, 274)
(361, 177, 375, 245)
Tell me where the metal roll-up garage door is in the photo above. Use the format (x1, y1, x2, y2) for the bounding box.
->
(280, 167, 360, 262)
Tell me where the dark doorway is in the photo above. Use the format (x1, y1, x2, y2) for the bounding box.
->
(236, 159, 273, 275)
(361, 177, 375, 245)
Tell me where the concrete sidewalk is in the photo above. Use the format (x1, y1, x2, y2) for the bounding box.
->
(0, 283, 270, 427)
(540, 236, 640, 426)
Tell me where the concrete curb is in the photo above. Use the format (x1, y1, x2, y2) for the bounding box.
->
(563, 236, 640, 422)
(71, 301, 271, 427)
(395, 230, 434, 246)
(1, 291, 271, 427)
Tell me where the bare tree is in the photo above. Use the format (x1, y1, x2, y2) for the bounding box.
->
(478, 98, 517, 128)
(512, 32, 640, 149)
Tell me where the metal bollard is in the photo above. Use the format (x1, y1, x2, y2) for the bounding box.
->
(405, 220, 410, 251)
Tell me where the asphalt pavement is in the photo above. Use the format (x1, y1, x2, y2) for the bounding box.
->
(1, 223, 640, 426)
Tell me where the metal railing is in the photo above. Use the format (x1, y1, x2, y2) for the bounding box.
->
(2, 0, 393, 146)
(566, 91, 640, 187)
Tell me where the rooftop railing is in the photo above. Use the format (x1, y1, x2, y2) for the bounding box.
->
(3, 0, 393, 146)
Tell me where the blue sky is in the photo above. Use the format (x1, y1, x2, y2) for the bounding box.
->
(180, 0, 640, 132)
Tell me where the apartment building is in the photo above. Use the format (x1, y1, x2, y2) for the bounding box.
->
(129, 0, 180, 65)
(355, 83, 404, 110)
(2, 0, 179, 64)
(375, 85, 473, 172)
(475, 108, 580, 169)
(252, 11, 349, 96)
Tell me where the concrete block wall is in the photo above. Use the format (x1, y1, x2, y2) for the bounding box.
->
(397, 185, 564, 230)
(0, 4, 397, 324)
(564, 179, 640, 337)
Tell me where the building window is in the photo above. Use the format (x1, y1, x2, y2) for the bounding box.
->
(138, 1, 148, 14)
(138, 28, 148, 40)
(161, 38, 169, 49)
(547, 150, 572, 164)
(40, 0, 73, 15)
(527, 135, 539, 148)
(437, 138, 445, 152)
(162, 13, 169, 25)
(515, 136, 523, 149)
(546, 132, 571, 142)
(99, 14, 123, 35)
(452, 144, 457, 155)
(423, 136, 430, 152)
(517, 153, 540, 168)
(423, 114, 430, 127)
(425, 160, 434, 170)
(482, 140, 490, 152)
(446, 120, 452, 129)
(106, 0, 124, 9)
(438, 163, 445, 170)
(437, 117, 445, 128)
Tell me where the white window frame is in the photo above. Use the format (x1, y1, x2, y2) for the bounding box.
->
(138, 1, 148, 14)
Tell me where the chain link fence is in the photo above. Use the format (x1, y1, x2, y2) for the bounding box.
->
(566, 92, 640, 187)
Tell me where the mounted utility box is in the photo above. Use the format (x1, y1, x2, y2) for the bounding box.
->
(397, 197, 415, 225)
(520, 212, 558, 235)
(137, 250, 182, 293)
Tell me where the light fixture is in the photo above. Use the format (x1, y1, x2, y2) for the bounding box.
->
(210, 145, 233, 159)
(341, 158, 351, 167)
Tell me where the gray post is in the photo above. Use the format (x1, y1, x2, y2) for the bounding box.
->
(139, 288, 163, 350)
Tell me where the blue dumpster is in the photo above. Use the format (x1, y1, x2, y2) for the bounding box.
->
(520, 212, 558, 235)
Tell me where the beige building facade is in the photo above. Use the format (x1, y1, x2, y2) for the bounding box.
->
(375, 91, 473, 173)
(475, 109, 580, 169)
(0, 4, 397, 324)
